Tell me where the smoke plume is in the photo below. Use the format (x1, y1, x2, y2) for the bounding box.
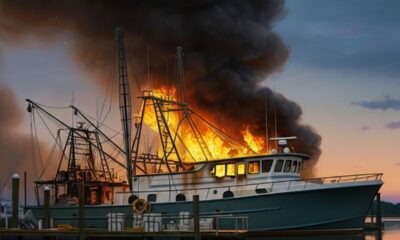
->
(0, 83, 46, 202)
(0, 0, 321, 175)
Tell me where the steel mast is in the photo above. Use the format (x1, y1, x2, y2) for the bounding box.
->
(115, 27, 133, 190)
(175, 46, 186, 103)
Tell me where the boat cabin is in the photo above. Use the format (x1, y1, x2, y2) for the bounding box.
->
(209, 154, 305, 179)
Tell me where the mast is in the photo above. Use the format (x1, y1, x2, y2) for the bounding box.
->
(115, 27, 133, 190)
(176, 46, 186, 103)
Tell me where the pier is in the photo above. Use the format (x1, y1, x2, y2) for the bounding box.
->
(0, 180, 248, 239)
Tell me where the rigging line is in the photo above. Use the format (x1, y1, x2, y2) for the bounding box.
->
(99, 129, 123, 144)
(99, 40, 115, 126)
(35, 102, 70, 109)
(147, 132, 158, 154)
(32, 110, 45, 170)
(170, 128, 197, 162)
(191, 111, 256, 154)
(37, 137, 58, 180)
(35, 110, 69, 175)
(126, 44, 142, 96)
(30, 112, 39, 180)
(0, 164, 20, 198)
(77, 109, 122, 134)
(36, 110, 64, 146)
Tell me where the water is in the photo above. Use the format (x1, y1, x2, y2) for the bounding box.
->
(248, 218, 400, 240)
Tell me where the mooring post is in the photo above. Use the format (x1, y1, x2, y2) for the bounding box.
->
(11, 173, 20, 228)
(192, 195, 200, 240)
(376, 192, 382, 229)
(43, 186, 50, 229)
(24, 171, 27, 208)
(79, 182, 85, 240)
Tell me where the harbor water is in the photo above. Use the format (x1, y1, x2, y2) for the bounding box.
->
(248, 218, 400, 240)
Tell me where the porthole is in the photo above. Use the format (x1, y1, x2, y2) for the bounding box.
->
(147, 194, 157, 202)
(176, 193, 186, 202)
(223, 190, 234, 198)
(128, 194, 138, 204)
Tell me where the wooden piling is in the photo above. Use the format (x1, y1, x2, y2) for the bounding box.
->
(376, 192, 382, 229)
(79, 182, 85, 240)
(24, 172, 27, 208)
(43, 186, 50, 229)
(11, 173, 20, 228)
(192, 195, 200, 240)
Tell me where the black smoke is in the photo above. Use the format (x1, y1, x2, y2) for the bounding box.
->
(0, 0, 321, 175)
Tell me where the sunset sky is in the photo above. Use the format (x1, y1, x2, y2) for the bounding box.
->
(0, 0, 399, 203)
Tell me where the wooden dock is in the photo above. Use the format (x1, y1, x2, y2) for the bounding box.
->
(0, 228, 247, 239)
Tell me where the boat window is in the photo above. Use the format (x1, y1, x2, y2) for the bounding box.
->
(284, 160, 292, 172)
(298, 162, 302, 173)
(248, 161, 260, 174)
(292, 161, 298, 173)
(262, 160, 274, 173)
(215, 164, 226, 178)
(274, 160, 284, 172)
(176, 193, 186, 202)
(128, 194, 138, 204)
(237, 163, 246, 175)
(226, 163, 236, 177)
(223, 190, 234, 198)
(147, 194, 157, 203)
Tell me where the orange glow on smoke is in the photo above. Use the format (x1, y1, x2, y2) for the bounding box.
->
(137, 87, 267, 162)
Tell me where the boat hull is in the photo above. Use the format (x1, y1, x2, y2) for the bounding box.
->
(26, 182, 382, 232)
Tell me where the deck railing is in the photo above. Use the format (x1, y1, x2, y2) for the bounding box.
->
(117, 173, 382, 201)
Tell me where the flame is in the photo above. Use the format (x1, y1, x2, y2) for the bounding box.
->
(241, 126, 266, 154)
(137, 87, 267, 162)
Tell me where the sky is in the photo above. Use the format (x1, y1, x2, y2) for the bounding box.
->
(0, 0, 399, 203)
(268, 0, 400, 202)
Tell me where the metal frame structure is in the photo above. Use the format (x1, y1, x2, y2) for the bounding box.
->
(130, 91, 256, 175)
(26, 99, 127, 205)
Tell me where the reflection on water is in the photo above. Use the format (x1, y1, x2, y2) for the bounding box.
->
(248, 218, 400, 240)
(248, 230, 400, 240)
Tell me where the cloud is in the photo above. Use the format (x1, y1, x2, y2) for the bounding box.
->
(395, 162, 400, 166)
(385, 121, 400, 129)
(361, 126, 370, 130)
(352, 95, 400, 111)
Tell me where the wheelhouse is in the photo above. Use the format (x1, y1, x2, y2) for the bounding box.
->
(208, 153, 308, 180)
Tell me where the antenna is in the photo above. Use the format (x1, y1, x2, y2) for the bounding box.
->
(265, 90, 269, 152)
(270, 136, 297, 153)
(273, 84, 278, 149)
(147, 46, 151, 90)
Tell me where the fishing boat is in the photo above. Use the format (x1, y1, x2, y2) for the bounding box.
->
(25, 28, 383, 233)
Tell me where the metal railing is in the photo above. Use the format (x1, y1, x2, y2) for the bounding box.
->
(117, 173, 383, 201)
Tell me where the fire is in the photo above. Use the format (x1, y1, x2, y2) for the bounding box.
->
(137, 87, 267, 162)
(241, 126, 266, 154)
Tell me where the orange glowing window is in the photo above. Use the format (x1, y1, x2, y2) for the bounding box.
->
(226, 163, 236, 177)
(215, 164, 226, 178)
(237, 163, 246, 175)
(248, 161, 260, 174)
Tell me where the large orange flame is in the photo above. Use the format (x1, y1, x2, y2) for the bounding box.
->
(136, 87, 267, 162)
